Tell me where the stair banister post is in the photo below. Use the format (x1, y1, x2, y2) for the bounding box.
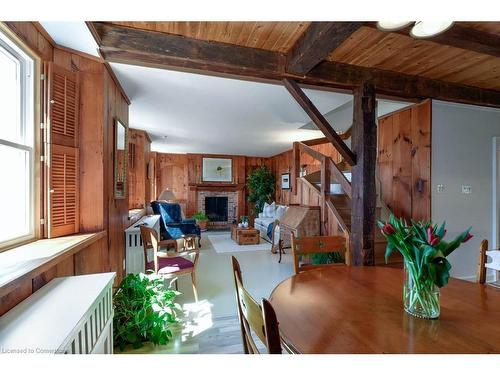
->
(292, 141, 300, 195)
(320, 156, 330, 235)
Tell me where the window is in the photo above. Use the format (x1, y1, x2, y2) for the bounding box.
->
(0, 29, 35, 248)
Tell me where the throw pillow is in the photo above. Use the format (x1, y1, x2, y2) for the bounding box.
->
(263, 202, 276, 218)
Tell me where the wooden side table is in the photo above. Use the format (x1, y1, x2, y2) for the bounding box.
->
(231, 225, 260, 245)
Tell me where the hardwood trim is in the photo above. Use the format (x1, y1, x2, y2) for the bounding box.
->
(283, 78, 356, 166)
(366, 22, 500, 58)
(287, 22, 363, 74)
(32, 22, 56, 47)
(302, 126, 352, 146)
(91, 21, 500, 108)
(0, 231, 107, 299)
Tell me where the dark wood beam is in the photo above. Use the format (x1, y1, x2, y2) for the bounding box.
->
(366, 22, 500, 58)
(283, 78, 356, 166)
(309, 61, 500, 108)
(92, 22, 500, 108)
(287, 22, 363, 74)
(93, 22, 284, 77)
(350, 83, 377, 266)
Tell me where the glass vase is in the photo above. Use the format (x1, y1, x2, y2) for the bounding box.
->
(403, 262, 440, 319)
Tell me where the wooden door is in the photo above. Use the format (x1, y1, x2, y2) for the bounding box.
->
(377, 100, 431, 221)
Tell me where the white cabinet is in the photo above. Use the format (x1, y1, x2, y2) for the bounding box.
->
(0, 272, 115, 354)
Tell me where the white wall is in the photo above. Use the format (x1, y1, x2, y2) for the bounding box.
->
(432, 101, 500, 280)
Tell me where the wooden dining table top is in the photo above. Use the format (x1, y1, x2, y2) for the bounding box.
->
(269, 266, 500, 354)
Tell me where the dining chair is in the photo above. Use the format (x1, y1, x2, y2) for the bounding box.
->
(477, 239, 500, 288)
(291, 234, 347, 275)
(140, 225, 199, 301)
(231, 256, 282, 354)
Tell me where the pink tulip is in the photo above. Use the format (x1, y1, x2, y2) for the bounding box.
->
(427, 226, 440, 247)
(462, 233, 473, 243)
(382, 223, 396, 235)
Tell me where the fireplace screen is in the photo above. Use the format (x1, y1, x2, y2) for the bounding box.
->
(205, 197, 228, 222)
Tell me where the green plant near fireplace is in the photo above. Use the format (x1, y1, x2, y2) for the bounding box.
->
(246, 165, 275, 217)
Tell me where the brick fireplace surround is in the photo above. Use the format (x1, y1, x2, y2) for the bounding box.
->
(197, 190, 238, 228)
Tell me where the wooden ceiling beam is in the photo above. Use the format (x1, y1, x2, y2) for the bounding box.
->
(283, 78, 356, 166)
(91, 22, 500, 108)
(366, 22, 500, 58)
(286, 22, 363, 75)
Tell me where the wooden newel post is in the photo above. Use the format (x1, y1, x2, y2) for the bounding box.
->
(292, 141, 300, 194)
(351, 83, 377, 266)
(320, 156, 330, 235)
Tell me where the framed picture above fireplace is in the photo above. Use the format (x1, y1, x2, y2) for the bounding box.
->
(202, 157, 233, 182)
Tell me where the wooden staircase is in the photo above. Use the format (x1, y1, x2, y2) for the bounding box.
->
(292, 141, 399, 266)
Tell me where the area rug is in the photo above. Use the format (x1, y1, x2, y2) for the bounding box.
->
(207, 233, 272, 253)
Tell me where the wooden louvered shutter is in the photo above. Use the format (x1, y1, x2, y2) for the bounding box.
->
(45, 63, 80, 238)
(47, 63, 79, 147)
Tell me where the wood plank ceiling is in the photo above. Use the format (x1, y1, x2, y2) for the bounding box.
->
(109, 22, 310, 53)
(328, 26, 500, 90)
(93, 21, 500, 107)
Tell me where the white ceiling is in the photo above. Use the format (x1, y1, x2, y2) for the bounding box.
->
(40, 22, 100, 57)
(39, 22, 411, 157)
(111, 63, 355, 156)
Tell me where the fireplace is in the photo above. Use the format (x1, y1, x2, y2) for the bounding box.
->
(205, 196, 228, 222)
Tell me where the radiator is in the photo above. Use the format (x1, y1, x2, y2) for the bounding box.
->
(124, 215, 161, 274)
(0, 273, 116, 354)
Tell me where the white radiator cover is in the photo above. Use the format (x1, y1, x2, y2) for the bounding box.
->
(124, 215, 161, 274)
(0, 273, 115, 354)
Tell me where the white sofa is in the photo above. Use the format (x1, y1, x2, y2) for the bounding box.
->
(254, 203, 287, 246)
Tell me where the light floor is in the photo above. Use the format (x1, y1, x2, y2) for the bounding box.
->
(120, 231, 294, 354)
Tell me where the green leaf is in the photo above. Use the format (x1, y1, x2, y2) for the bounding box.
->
(384, 242, 395, 263)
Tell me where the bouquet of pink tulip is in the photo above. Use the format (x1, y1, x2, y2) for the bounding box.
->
(378, 215, 472, 318)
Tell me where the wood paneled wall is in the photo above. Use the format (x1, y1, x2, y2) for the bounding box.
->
(1, 22, 130, 314)
(152, 143, 341, 218)
(378, 100, 431, 221)
(128, 128, 152, 209)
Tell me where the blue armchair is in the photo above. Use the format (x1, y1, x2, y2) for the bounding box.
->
(151, 201, 201, 247)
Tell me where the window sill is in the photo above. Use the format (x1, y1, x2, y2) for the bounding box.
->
(0, 231, 106, 298)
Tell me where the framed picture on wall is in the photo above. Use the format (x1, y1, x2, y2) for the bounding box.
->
(202, 157, 233, 182)
(281, 173, 290, 190)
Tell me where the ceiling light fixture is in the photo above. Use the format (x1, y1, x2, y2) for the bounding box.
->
(410, 21, 454, 38)
(376, 21, 412, 32)
(376, 21, 454, 39)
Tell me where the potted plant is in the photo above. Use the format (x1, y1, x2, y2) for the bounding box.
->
(378, 215, 472, 319)
(240, 215, 249, 228)
(193, 211, 209, 232)
(113, 272, 181, 351)
(246, 165, 275, 217)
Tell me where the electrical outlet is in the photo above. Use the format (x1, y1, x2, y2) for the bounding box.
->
(462, 185, 472, 194)
(437, 184, 445, 193)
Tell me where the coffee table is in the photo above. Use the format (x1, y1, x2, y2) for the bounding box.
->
(230, 225, 260, 245)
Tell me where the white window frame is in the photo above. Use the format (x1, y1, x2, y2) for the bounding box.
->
(0, 27, 36, 250)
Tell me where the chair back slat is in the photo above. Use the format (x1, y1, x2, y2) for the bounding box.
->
(291, 235, 347, 274)
(231, 256, 282, 354)
(140, 225, 159, 272)
(477, 239, 500, 284)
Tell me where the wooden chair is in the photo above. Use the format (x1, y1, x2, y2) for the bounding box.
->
(477, 239, 500, 288)
(291, 234, 347, 275)
(140, 225, 200, 301)
(231, 256, 282, 354)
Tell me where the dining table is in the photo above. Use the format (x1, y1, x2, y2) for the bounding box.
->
(269, 266, 500, 353)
